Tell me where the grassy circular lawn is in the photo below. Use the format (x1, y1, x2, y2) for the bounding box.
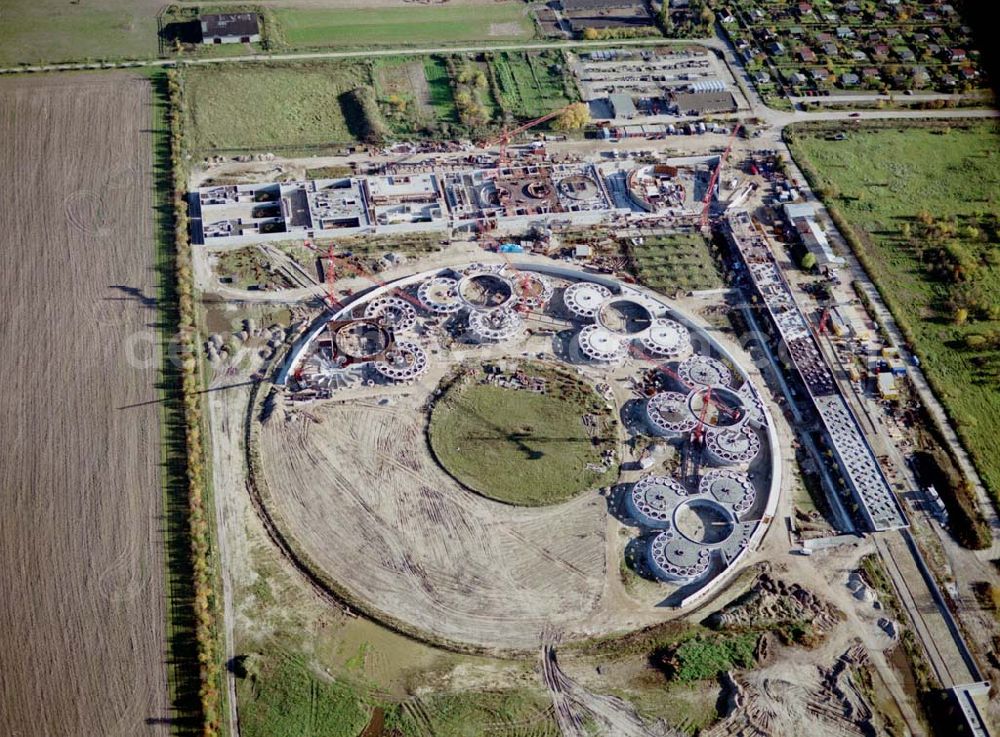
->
(428, 368, 617, 506)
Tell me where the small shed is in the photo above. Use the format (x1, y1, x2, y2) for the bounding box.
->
(200, 13, 261, 44)
(877, 372, 898, 400)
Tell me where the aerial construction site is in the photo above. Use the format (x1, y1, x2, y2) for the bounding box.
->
(185, 95, 999, 734)
(3, 1, 998, 733)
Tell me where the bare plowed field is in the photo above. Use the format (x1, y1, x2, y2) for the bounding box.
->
(0, 74, 169, 736)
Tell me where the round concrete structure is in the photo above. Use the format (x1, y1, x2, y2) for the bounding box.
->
(373, 340, 428, 381)
(645, 391, 698, 437)
(364, 295, 417, 332)
(513, 271, 554, 310)
(677, 354, 733, 388)
(468, 307, 523, 342)
(563, 282, 612, 320)
(457, 272, 516, 312)
(627, 475, 689, 528)
(648, 529, 712, 582)
(705, 426, 761, 467)
(687, 385, 749, 432)
(639, 318, 692, 359)
(333, 321, 391, 360)
(576, 324, 626, 362)
(699, 470, 756, 515)
(597, 298, 653, 336)
(418, 276, 463, 314)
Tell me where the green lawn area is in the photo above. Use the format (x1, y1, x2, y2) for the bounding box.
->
(788, 122, 1000, 499)
(183, 63, 372, 152)
(428, 365, 617, 505)
(0, 0, 159, 65)
(274, 3, 532, 49)
(237, 651, 372, 737)
(629, 234, 724, 293)
(423, 56, 459, 123)
(490, 50, 576, 119)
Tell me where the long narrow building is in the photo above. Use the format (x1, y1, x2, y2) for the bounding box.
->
(725, 210, 907, 531)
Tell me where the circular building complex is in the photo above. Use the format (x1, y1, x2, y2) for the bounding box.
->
(268, 261, 780, 649)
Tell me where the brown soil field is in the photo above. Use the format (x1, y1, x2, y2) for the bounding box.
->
(258, 383, 669, 651)
(0, 74, 169, 736)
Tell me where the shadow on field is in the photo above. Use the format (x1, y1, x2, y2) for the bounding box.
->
(150, 72, 204, 736)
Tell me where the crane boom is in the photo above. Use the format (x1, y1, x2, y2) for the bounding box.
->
(700, 124, 742, 229)
(485, 105, 572, 166)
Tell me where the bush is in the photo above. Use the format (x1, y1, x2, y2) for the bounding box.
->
(167, 68, 223, 737)
(342, 85, 389, 145)
(656, 634, 759, 682)
(913, 448, 990, 550)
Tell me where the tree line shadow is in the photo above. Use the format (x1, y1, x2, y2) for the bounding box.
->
(149, 71, 204, 735)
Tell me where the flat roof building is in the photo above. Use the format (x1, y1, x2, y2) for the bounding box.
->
(669, 91, 737, 115)
(783, 203, 845, 267)
(609, 93, 638, 119)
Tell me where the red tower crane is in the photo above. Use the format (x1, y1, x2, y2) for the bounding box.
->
(692, 385, 714, 445)
(485, 104, 574, 167)
(630, 345, 740, 425)
(700, 123, 742, 229)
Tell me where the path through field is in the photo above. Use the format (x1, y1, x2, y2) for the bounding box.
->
(0, 73, 169, 736)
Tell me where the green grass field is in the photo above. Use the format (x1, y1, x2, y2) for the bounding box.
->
(237, 651, 371, 737)
(274, 4, 532, 49)
(629, 234, 724, 293)
(491, 51, 576, 119)
(0, 0, 160, 65)
(788, 122, 1000, 498)
(423, 56, 460, 123)
(183, 63, 373, 152)
(428, 366, 616, 505)
(385, 690, 560, 737)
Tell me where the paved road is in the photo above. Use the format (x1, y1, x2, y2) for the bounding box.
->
(788, 92, 987, 105)
(0, 36, 705, 75)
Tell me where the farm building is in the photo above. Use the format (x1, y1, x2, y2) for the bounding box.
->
(561, 0, 654, 32)
(199, 13, 261, 44)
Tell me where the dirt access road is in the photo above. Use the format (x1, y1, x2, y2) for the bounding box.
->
(0, 73, 170, 736)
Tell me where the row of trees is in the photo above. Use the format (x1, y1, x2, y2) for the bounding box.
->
(166, 68, 224, 737)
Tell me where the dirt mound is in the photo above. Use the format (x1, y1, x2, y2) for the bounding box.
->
(705, 645, 879, 737)
(705, 573, 844, 645)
